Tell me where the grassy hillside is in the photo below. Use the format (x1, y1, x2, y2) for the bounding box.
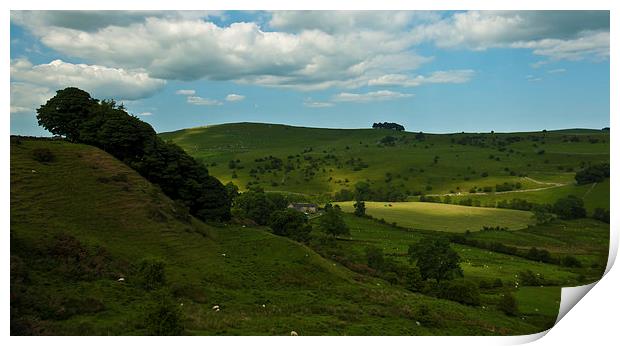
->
(307, 213, 608, 329)
(337, 201, 534, 232)
(160, 123, 609, 210)
(12, 137, 550, 335)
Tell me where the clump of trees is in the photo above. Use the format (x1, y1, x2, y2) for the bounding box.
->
(353, 200, 366, 217)
(552, 195, 586, 220)
(372, 122, 405, 131)
(269, 209, 312, 243)
(575, 163, 610, 185)
(36, 87, 230, 222)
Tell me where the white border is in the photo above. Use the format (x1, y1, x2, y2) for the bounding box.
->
(3, 1, 617, 345)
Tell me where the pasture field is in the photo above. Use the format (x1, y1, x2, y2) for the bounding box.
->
(161, 123, 609, 210)
(446, 179, 609, 213)
(308, 213, 591, 329)
(11, 138, 547, 336)
(337, 201, 534, 232)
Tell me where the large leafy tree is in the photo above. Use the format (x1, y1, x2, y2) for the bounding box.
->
(319, 204, 349, 238)
(35, 87, 231, 222)
(408, 237, 463, 282)
(36, 87, 99, 141)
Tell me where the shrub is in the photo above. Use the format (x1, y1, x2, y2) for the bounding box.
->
(592, 208, 610, 223)
(143, 291, 184, 335)
(498, 291, 519, 316)
(438, 279, 481, 306)
(137, 258, 166, 290)
(32, 148, 55, 163)
(561, 255, 582, 268)
(518, 270, 545, 286)
(404, 266, 424, 292)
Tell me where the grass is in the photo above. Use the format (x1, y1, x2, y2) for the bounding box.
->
(11, 138, 549, 336)
(160, 123, 609, 212)
(306, 213, 594, 331)
(337, 201, 534, 232)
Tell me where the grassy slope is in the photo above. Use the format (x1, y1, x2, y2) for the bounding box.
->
(309, 213, 607, 327)
(160, 123, 609, 210)
(11, 138, 544, 336)
(337, 201, 534, 232)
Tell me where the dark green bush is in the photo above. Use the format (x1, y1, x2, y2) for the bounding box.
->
(143, 292, 184, 335)
(32, 148, 55, 163)
(137, 258, 166, 290)
(498, 291, 519, 316)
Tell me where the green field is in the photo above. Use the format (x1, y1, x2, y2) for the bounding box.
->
(12, 138, 550, 336)
(161, 123, 609, 211)
(11, 122, 610, 335)
(306, 212, 605, 330)
(338, 201, 534, 232)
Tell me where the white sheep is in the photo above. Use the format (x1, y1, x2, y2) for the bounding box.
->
(117, 277, 125, 282)
(212, 305, 220, 310)
(290, 331, 298, 336)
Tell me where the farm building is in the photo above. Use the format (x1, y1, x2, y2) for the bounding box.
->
(287, 203, 318, 214)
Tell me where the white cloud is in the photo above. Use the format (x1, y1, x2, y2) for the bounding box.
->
(11, 10, 223, 32)
(176, 89, 196, 95)
(547, 68, 567, 74)
(14, 15, 431, 90)
(412, 11, 609, 62)
(10, 58, 166, 100)
(269, 11, 439, 34)
(332, 90, 413, 103)
(303, 99, 333, 108)
(368, 69, 475, 87)
(186, 95, 222, 106)
(138, 112, 153, 116)
(225, 94, 245, 102)
(10, 82, 54, 114)
(526, 75, 543, 82)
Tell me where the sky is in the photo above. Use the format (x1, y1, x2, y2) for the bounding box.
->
(9, 10, 610, 136)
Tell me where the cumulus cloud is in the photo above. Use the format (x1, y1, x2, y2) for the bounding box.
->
(332, 90, 413, 103)
(10, 10, 607, 93)
(269, 11, 439, 34)
(225, 94, 245, 102)
(186, 96, 222, 106)
(412, 11, 609, 62)
(10, 82, 54, 114)
(14, 14, 430, 90)
(10, 58, 166, 100)
(176, 89, 196, 95)
(11, 10, 223, 32)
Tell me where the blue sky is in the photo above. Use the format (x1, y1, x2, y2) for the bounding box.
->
(10, 11, 610, 135)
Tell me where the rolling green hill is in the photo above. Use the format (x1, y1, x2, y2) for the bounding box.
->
(11, 137, 549, 335)
(160, 123, 609, 210)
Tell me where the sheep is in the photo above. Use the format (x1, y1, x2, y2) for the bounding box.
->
(212, 305, 220, 310)
(290, 331, 298, 336)
(117, 277, 125, 282)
